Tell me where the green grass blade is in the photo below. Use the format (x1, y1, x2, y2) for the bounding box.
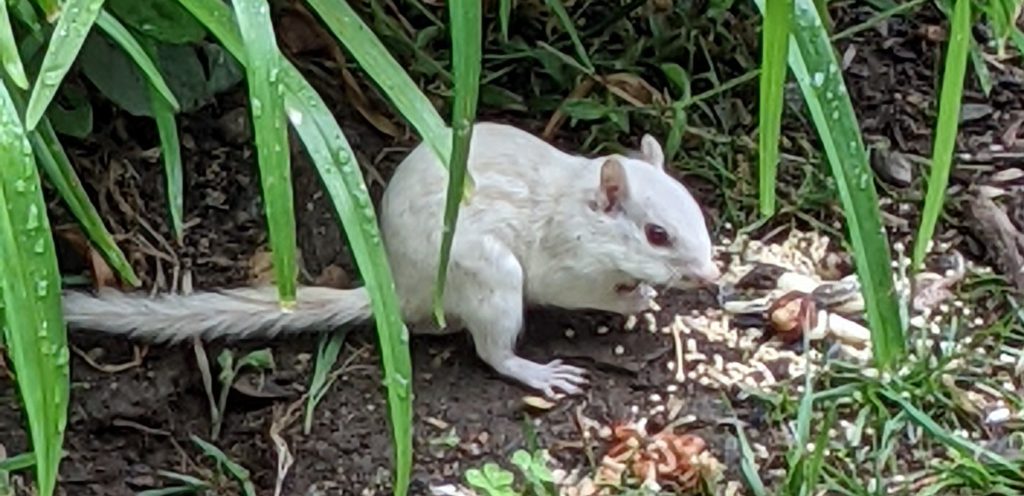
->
(758, 0, 792, 217)
(304, 329, 348, 434)
(32, 0, 61, 22)
(190, 436, 257, 496)
(23, 0, 106, 131)
(727, 420, 768, 496)
(752, 0, 905, 366)
(542, 0, 593, 72)
(172, 1, 413, 492)
(135, 487, 205, 496)
(1012, 27, 1024, 56)
(94, 10, 181, 112)
(304, 0, 451, 167)
(6, 87, 140, 286)
(0, 79, 69, 496)
(968, 38, 993, 97)
(0, 452, 36, 473)
(148, 79, 184, 241)
(432, 0, 481, 326)
(230, 0, 297, 306)
(10, 0, 43, 34)
(881, 390, 1023, 476)
(499, 0, 512, 42)
(1, 0, 29, 89)
(278, 78, 413, 494)
(911, 0, 971, 269)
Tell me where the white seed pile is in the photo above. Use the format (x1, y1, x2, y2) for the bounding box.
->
(623, 229, 837, 397)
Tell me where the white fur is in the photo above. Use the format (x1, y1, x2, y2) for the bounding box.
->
(62, 286, 372, 342)
(63, 122, 718, 398)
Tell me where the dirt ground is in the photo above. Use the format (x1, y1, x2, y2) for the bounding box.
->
(2, 3, 1023, 496)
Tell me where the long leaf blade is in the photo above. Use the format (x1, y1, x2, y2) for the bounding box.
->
(752, 0, 905, 366)
(304, 0, 451, 166)
(24, 0, 106, 131)
(33, 0, 62, 22)
(280, 76, 413, 495)
(94, 10, 181, 112)
(758, 0, 791, 217)
(148, 80, 184, 241)
(0, 78, 69, 496)
(230, 0, 297, 306)
(911, 0, 971, 269)
(170, 1, 413, 493)
(1, 0, 30, 89)
(433, 0, 482, 325)
(542, 0, 593, 72)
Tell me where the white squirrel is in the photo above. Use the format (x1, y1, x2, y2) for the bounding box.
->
(62, 122, 720, 398)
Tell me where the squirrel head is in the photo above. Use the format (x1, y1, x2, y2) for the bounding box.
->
(584, 134, 720, 291)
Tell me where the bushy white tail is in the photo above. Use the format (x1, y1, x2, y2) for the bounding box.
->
(62, 286, 374, 343)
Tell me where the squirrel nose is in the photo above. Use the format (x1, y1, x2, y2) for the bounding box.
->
(696, 262, 721, 285)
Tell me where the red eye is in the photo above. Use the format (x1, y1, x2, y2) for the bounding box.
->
(645, 224, 671, 247)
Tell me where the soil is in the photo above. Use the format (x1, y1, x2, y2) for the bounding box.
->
(2, 3, 1023, 496)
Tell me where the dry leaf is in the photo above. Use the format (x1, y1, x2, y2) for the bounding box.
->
(314, 264, 351, 288)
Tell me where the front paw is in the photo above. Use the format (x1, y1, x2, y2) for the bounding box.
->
(517, 359, 589, 398)
(619, 283, 657, 314)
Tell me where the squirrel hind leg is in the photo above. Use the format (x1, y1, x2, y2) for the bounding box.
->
(465, 302, 589, 398)
(447, 238, 589, 398)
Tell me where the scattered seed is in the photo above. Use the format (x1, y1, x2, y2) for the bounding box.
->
(985, 407, 1011, 424)
(684, 352, 708, 362)
(644, 312, 658, 333)
(523, 395, 557, 410)
(625, 315, 638, 331)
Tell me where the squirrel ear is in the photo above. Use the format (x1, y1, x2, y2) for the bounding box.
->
(598, 158, 628, 212)
(640, 134, 665, 170)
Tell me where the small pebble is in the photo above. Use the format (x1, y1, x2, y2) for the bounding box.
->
(614, 345, 625, 355)
(564, 328, 576, 339)
(596, 325, 610, 335)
